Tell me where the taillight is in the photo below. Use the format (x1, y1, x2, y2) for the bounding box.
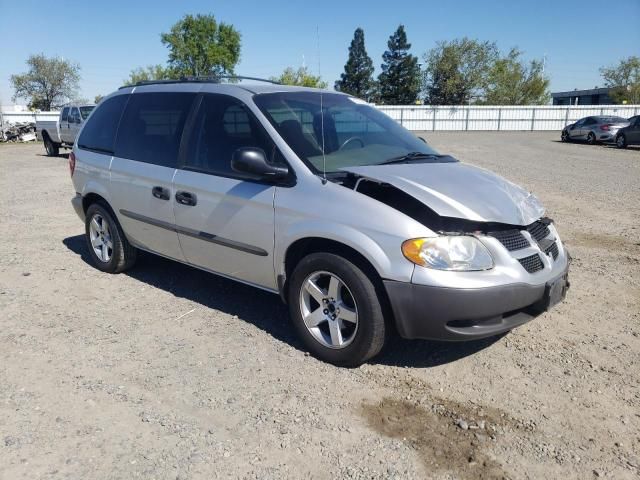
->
(600, 124, 611, 131)
(69, 151, 76, 177)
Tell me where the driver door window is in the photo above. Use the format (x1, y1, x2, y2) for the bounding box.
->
(184, 94, 279, 177)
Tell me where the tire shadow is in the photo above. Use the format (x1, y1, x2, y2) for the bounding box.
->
(63, 234, 501, 368)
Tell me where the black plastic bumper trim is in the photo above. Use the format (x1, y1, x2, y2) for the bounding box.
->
(384, 265, 569, 341)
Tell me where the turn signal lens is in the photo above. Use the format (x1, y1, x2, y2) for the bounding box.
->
(402, 236, 494, 271)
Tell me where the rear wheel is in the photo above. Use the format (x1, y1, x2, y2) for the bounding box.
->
(616, 134, 627, 149)
(288, 252, 386, 367)
(561, 130, 569, 142)
(43, 133, 59, 156)
(586, 132, 596, 145)
(85, 203, 137, 273)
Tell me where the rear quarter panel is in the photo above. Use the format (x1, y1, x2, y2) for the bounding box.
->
(71, 147, 112, 205)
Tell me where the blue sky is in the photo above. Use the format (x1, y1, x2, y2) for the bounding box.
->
(2, 0, 639, 104)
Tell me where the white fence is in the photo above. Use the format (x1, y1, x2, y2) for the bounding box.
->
(376, 105, 640, 131)
(0, 111, 59, 125)
(3, 105, 640, 132)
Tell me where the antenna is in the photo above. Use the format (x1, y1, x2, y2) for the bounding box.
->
(317, 25, 327, 185)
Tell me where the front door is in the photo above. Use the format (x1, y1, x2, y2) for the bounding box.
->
(629, 117, 640, 143)
(59, 107, 71, 143)
(67, 107, 82, 144)
(172, 94, 280, 290)
(109, 91, 197, 261)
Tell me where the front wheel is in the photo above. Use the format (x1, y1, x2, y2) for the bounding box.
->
(616, 134, 627, 149)
(85, 203, 137, 273)
(288, 252, 386, 367)
(586, 132, 596, 145)
(561, 130, 569, 142)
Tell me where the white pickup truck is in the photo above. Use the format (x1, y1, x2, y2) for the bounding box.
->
(36, 104, 95, 156)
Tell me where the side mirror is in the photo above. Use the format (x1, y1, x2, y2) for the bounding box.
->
(231, 147, 289, 181)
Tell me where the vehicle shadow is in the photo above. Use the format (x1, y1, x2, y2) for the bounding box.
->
(62, 234, 501, 368)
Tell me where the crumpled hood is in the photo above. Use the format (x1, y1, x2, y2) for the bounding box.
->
(343, 162, 544, 226)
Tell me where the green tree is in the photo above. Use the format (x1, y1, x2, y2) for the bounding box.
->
(377, 25, 421, 104)
(423, 38, 498, 105)
(482, 49, 550, 105)
(335, 28, 376, 101)
(600, 56, 640, 104)
(271, 66, 328, 88)
(123, 64, 173, 86)
(160, 13, 241, 77)
(10, 54, 80, 110)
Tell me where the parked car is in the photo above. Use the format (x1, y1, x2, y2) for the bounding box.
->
(615, 115, 640, 149)
(69, 79, 570, 366)
(561, 115, 629, 145)
(36, 104, 95, 156)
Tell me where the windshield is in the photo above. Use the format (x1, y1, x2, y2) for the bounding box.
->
(79, 106, 95, 120)
(254, 92, 447, 173)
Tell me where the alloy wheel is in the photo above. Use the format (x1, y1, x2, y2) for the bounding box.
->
(89, 213, 113, 263)
(299, 271, 359, 349)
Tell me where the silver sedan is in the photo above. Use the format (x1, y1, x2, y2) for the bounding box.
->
(561, 115, 629, 145)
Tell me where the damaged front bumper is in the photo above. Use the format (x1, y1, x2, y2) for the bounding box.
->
(384, 250, 570, 341)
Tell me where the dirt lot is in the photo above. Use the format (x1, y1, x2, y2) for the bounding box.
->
(1, 133, 639, 480)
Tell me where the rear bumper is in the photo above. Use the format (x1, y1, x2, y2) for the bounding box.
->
(71, 193, 85, 222)
(384, 263, 569, 341)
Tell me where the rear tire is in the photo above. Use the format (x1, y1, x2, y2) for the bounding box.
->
(288, 252, 386, 367)
(43, 133, 59, 156)
(586, 132, 596, 145)
(85, 203, 137, 273)
(616, 134, 627, 149)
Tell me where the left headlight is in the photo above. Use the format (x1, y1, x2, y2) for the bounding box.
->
(402, 236, 494, 271)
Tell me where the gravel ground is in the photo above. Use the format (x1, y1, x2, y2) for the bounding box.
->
(1, 133, 639, 480)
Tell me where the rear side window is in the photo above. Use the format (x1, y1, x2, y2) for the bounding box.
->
(61, 107, 69, 122)
(115, 92, 196, 168)
(184, 94, 276, 176)
(77, 95, 129, 154)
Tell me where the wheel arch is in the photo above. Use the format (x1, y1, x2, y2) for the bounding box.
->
(82, 191, 115, 217)
(280, 236, 396, 332)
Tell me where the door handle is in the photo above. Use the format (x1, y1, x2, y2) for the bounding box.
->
(175, 191, 197, 206)
(152, 186, 170, 200)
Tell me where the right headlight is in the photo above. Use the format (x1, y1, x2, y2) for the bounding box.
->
(402, 236, 494, 271)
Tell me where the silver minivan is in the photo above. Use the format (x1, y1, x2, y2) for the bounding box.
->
(69, 79, 570, 366)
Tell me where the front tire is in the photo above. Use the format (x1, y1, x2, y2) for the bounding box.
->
(288, 252, 386, 367)
(586, 132, 596, 145)
(561, 130, 569, 142)
(616, 134, 627, 149)
(43, 133, 59, 156)
(85, 203, 137, 273)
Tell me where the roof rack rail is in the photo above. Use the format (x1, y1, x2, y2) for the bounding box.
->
(119, 75, 281, 89)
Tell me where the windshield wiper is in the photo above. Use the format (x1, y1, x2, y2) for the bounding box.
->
(380, 152, 443, 165)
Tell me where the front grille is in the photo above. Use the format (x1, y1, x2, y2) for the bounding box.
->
(544, 241, 559, 260)
(518, 254, 544, 273)
(527, 221, 550, 242)
(488, 230, 530, 251)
